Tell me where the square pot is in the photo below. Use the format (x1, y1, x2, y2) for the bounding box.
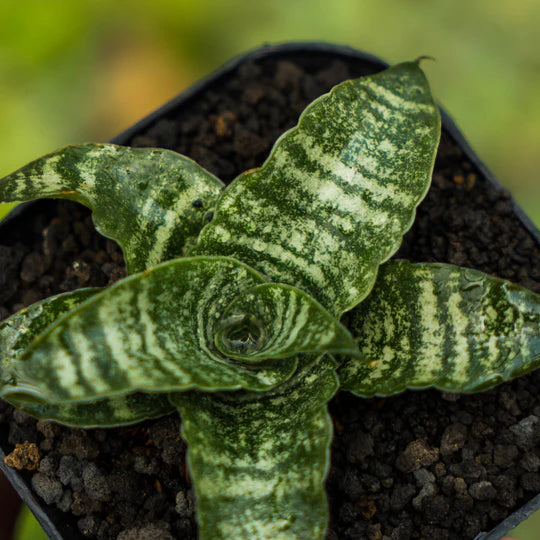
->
(0, 43, 539, 540)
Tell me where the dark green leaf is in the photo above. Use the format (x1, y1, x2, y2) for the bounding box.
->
(338, 261, 540, 396)
(8, 393, 173, 428)
(1, 257, 298, 405)
(0, 289, 173, 426)
(0, 144, 224, 273)
(193, 62, 440, 316)
(171, 355, 339, 540)
(0, 288, 99, 386)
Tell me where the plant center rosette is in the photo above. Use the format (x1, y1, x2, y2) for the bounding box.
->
(0, 60, 538, 540)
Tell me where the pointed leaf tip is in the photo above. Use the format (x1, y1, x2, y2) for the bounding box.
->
(414, 55, 436, 65)
(193, 61, 441, 317)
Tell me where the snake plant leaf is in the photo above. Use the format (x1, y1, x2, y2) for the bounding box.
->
(215, 283, 360, 362)
(7, 392, 174, 429)
(338, 260, 540, 396)
(0, 257, 299, 406)
(0, 288, 99, 385)
(193, 61, 441, 316)
(0, 144, 224, 273)
(0, 289, 173, 426)
(171, 354, 339, 540)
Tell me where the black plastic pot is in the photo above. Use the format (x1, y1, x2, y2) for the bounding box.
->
(1, 42, 539, 540)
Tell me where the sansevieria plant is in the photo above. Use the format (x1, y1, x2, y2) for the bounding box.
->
(0, 60, 538, 539)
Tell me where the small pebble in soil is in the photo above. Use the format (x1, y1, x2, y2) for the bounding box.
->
(396, 439, 439, 473)
(4, 441, 40, 470)
(31, 472, 63, 505)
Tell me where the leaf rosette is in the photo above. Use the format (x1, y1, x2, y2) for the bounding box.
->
(1, 257, 356, 407)
(0, 59, 538, 540)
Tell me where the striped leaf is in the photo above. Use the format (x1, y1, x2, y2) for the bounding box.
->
(0, 257, 302, 405)
(193, 61, 440, 316)
(7, 393, 173, 429)
(0, 144, 224, 273)
(215, 283, 359, 362)
(0, 288, 99, 385)
(171, 355, 339, 540)
(0, 289, 173, 426)
(338, 260, 540, 396)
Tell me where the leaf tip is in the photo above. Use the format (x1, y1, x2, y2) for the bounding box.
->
(414, 55, 437, 65)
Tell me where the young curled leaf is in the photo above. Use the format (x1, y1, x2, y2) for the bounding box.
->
(215, 283, 359, 362)
(338, 260, 540, 396)
(1, 289, 173, 426)
(171, 355, 339, 540)
(0, 144, 224, 273)
(0, 257, 299, 406)
(193, 62, 441, 316)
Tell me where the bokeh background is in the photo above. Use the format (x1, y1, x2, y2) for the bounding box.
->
(1, 1, 539, 538)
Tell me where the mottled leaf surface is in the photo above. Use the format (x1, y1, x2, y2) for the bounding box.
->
(338, 260, 540, 396)
(171, 355, 339, 540)
(8, 392, 173, 428)
(193, 62, 440, 315)
(0, 288, 99, 383)
(215, 283, 359, 362)
(0, 289, 173, 426)
(0, 144, 224, 273)
(0, 257, 301, 405)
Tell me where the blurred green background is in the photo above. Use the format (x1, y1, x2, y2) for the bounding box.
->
(1, 0, 539, 224)
(1, 1, 539, 538)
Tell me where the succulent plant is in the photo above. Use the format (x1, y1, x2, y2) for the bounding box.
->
(0, 60, 538, 539)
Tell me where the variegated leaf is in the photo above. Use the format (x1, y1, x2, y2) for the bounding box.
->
(338, 260, 540, 396)
(193, 61, 441, 316)
(0, 289, 173, 426)
(0, 257, 301, 405)
(215, 283, 359, 362)
(171, 355, 339, 540)
(0, 288, 99, 384)
(0, 144, 224, 273)
(8, 393, 173, 429)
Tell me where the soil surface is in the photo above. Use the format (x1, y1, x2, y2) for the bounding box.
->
(1, 52, 539, 540)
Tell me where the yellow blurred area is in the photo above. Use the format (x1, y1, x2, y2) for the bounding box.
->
(1, 1, 539, 538)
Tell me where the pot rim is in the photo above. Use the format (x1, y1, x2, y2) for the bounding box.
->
(1, 41, 539, 540)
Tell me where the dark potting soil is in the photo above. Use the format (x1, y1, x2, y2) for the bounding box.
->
(1, 53, 539, 540)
